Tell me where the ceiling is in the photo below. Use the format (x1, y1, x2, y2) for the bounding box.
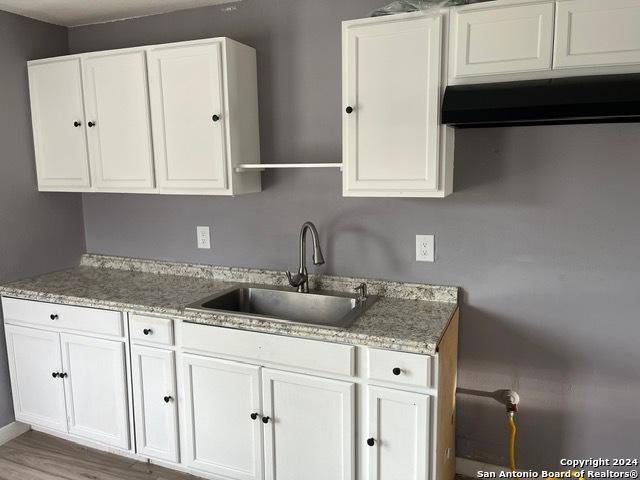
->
(0, 0, 239, 27)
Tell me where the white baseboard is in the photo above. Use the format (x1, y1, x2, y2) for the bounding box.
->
(0, 421, 30, 446)
(457, 457, 511, 477)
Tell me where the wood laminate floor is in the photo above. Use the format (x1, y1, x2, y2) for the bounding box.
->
(0, 430, 202, 480)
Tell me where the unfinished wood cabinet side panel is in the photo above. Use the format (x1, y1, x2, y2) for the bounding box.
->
(436, 308, 459, 480)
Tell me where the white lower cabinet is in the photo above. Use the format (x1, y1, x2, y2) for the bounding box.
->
(131, 346, 179, 462)
(262, 369, 355, 480)
(367, 386, 431, 480)
(182, 355, 263, 480)
(5, 325, 68, 432)
(60, 334, 130, 449)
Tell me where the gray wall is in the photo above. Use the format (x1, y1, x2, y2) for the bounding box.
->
(68, 0, 640, 468)
(0, 11, 85, 428)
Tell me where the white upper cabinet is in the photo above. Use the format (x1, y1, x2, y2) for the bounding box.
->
(27, 57, 91, 191)
(450, 1, 555, 79)
(27, 37, 260, 195)
(554, 0, 640, 69)
(343, 13, 453, 198)
(148, 42, 227, 193)
(83, 50, 156, 192)
(262, 369, 354, 480)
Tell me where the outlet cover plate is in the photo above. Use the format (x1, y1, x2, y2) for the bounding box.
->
(416, 234, 435, 262)
(197, 226, 211, 249)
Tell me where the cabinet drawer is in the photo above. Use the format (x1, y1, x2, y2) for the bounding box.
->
(367, 348, 432, 389)
(1, 297, 123, 337)
(130, 314, 174, 346)
(554, 0, 640, 69)
(451, 1, 555, 78)
(182, 322, 355, 377)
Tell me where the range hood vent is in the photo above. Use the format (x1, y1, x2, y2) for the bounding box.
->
(441, 73, 640, 128)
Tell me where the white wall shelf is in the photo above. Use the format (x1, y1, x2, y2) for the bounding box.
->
(235, 163, 342, 173)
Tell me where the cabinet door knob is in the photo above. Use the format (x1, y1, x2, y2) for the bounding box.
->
(262, 416, 270, 424)
(345, 106, 354, 114)
(392, 367, 402, 376)
(60, 372, 68, 378)
(88, 121, 96, 127)
(164, 396, 172, 403)
(73, 121, 81, 127)
(50, 314, 59, 320)
(367, 438, 375, 447)
(52, 372, 59, 378)
(212, 114, 220, 122)
(250, 413, 260, 420)
(143, 328, 152, 336)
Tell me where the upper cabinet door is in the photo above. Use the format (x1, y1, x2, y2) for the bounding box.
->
(61, 333, 130, 449)
(366, 386, 431, 480)
(343, 15, 443, 197)
(4, 325, 67, 433)
(83, 50, 155, 192)
(450, 1, 555, 78)
(148, 42, 229, 193)
(554, 0, 640, 69)
(182, 355, 263, 480)
(262, 369, 354, 480)
(28, 58, 91, 191)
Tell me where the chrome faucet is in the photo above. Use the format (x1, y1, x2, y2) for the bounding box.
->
(286, 221, 325, 293)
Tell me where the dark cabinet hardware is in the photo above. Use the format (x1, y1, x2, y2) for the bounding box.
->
(212, 114, 220, 122)
(50, 314, 59, 320)
(262, 416, 270, 424)
(143, 329, 152, 335)
(392, 367, 402, 376)
(60, 373, 68, 378)
(88, 121, 96, 127)
(164, 396, 172, 403)
(74, 121, 81, 127)
(367, 438, 375, 446)
(52, 372, 59, 378)
(250, 413, 260, 420)
(346, 106, 354, 114)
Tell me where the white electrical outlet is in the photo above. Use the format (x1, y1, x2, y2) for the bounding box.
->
(197, 226, 211, 249)
(416, 234, 435, 262)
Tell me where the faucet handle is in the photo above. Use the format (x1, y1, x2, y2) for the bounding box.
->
(354, 283, 368, 302)
(286, 271, 307, 288)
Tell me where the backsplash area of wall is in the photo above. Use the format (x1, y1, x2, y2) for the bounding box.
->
(70, 0, 640, 468)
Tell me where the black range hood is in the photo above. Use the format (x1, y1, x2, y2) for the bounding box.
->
(441, 73, 640, 128)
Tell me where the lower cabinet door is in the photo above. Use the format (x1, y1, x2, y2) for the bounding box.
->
(60, 334, 130, 449)
(4, 325, 67, 432)
(262, 369, 355, 480)
(182, 354, 263, 480)
(366, 386, 431, 480)
(131, 345, 179, 462)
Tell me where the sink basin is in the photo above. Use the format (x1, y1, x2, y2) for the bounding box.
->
(185, 285, 377, 329)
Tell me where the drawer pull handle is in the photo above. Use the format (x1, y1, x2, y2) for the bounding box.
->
(212, 114, 220, 122)
(346, 106, 354, 114)
(59, 372, 68, 378)
(262, 416, 270, 424)
(52, 372, 59, 378)
(50, 314, 59, 320)
(164, 396, 173, 403)
(88, 121, 96, 127)
(367, 438, 375, 447)
(73, 121, 81, 127)
(250, 413, 260, 420)
(392, 367, 402, 376)
(143, 329, 153, 336)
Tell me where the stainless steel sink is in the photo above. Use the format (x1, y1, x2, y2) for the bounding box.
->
(185, 285, 377, 329)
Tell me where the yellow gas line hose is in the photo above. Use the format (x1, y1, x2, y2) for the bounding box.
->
(508, 412, 517, 471)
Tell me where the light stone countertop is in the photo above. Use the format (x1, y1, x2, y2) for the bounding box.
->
(0, 254, 459, 355)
